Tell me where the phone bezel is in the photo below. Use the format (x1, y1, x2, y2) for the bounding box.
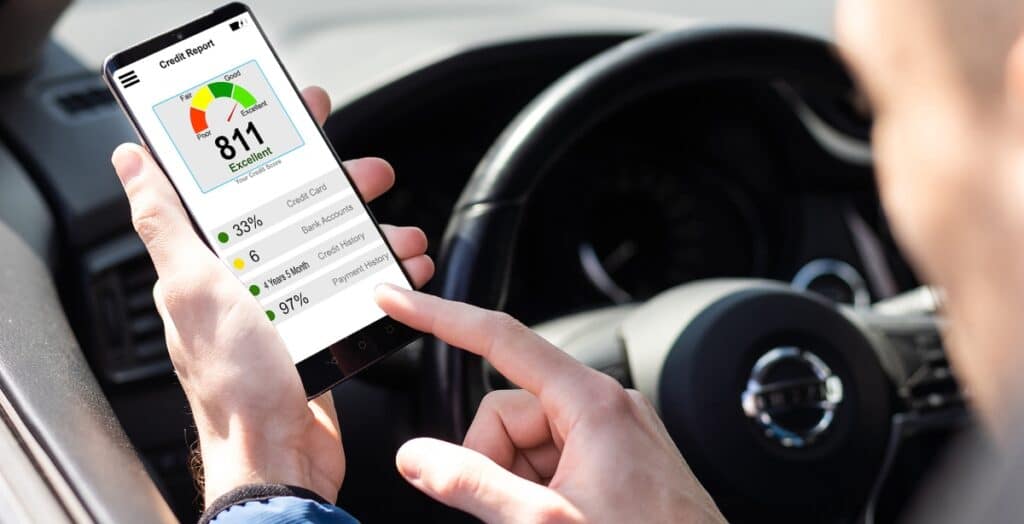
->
(102, 2, 421, 398)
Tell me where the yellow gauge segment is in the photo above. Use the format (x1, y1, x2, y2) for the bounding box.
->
(192, 86, 214, 111)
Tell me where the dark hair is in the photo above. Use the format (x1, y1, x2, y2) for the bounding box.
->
(188, 429, 205, 507)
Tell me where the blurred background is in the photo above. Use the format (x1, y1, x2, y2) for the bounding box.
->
(56, 1, 836, 107)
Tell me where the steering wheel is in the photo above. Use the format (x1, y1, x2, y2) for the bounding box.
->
(429, 27, 967, 522)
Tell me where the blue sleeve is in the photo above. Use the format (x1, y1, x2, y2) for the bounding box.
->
(197, 484, 358, 524)
(209, 496, 359, 524)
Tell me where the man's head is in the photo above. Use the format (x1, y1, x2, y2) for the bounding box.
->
(836, 1, 1024, 429)
(839, 0, 1022, 98)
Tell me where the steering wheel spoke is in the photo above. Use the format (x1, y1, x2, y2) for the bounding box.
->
(845, 311, 972, 524)
(851, 311, 969, 424)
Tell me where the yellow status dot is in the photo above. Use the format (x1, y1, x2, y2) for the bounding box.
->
(232, 258, 245, 270)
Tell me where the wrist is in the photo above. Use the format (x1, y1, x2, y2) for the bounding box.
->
(181, 385, 344, 506)
(196, 426, 336, 506)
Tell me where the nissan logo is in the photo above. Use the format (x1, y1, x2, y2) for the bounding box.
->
(741, 347, 844, 448)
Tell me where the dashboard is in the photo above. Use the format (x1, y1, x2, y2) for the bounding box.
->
(322, 40, 917, 327)
(509, 81, 917, 323)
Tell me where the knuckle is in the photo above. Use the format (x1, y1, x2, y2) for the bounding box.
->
(478, 390, 506, 411)
(625, 388, 649, 407)
(476, 389, 527, 415)
(490, 311, 528, 337)
(130, 210, 163, 246)
(129, 197, 171, 245)
(162, 265, 210, 292)
(439, 467, 483, 503)
(625, 388, 657, 415)
(478, 311, 531, 358)
(157, 269, 218, 314)
(585, 375, 633, 418)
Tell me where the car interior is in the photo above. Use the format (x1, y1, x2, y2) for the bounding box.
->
(0, 1, 971, 523)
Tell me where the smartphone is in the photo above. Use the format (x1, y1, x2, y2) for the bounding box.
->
(103, 2, 420, 398)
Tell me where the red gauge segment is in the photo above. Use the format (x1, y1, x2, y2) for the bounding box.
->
(190, 107, 208, 134)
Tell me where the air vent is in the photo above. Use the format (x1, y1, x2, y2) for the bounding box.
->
(119, 257, 167, 359)
(55, 87, 114, 115)
(84, 236, 172, 384)
(41, 76, 117, 121)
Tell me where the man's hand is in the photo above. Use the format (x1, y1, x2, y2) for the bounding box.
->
(110, 86, 433, 505)
(375, 285, 726, 523)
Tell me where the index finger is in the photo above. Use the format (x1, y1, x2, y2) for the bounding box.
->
(373, 285, 602, 415)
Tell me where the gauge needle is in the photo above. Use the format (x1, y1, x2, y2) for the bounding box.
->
(578, 243, 632, 304)
(227, 103, 238, 122)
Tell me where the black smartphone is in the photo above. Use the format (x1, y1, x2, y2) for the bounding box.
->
(103, 2, 420, 398)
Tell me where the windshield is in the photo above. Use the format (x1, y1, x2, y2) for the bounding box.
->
(57, 0, 835, 69)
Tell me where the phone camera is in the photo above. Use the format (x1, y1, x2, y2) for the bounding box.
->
(175, 32, 183, 40)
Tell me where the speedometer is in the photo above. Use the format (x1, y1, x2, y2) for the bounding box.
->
(578, 160, 763, 302)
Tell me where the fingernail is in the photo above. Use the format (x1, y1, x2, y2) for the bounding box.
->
(395, 440, 425, 480)
(111, 145, 143, 185)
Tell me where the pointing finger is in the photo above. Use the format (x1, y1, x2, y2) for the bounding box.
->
(374, 286, 605, 427)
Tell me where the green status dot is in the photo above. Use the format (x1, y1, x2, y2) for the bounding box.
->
(266, 310, 276, 321)
(249, 285, 261, 296)
(217, 232, 229, 244)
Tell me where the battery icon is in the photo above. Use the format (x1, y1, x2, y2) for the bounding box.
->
(230, 20, 244, 31)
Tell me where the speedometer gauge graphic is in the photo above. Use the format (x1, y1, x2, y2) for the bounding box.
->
(154, 60, 304, 193)
(189, 81, 259, 133)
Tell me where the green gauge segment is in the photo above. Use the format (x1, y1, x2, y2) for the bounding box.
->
(189, 81, 258, 133)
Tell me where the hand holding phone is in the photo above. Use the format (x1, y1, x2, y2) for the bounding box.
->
(105, 3, 424, 397)
(104, 3, 434, 503)
(110, 87, 432, 504)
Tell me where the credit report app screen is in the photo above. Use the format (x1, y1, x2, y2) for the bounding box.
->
(112, 12, 410, 363)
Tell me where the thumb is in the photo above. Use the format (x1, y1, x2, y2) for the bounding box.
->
(111, 143, 214, 277)
(396, 438, 579, 523)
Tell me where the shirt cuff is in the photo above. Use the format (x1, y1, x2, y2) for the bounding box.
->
(199, 484, 358, 524)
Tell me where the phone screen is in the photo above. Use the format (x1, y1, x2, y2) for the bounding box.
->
(107, 9, 412, 364)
